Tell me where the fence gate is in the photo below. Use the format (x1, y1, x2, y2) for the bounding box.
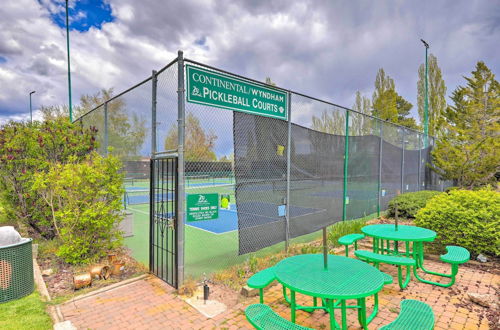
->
(150, 156, 178, 288)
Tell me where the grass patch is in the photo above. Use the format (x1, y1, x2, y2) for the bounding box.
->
(211, 215, 372, 289)
(0, 291, 52, 330)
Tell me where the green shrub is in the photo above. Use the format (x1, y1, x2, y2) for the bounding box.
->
(387, 191, 442, 219)
(0, 119, 97, 238)
(33, 152, 124, 264)
(328, 217, 368, 247)
(415, 189, 500, 256)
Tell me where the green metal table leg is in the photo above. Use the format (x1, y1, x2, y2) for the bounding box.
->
(397, 265, 412, 289)
(413, 263, 458, 287)
(341, 300, 347, 329)
(327, 299, 341, 329)
(345, 245, 349, 257)
(366, 294, 379, 325)
(357, 298, 364, 325)
(259, 288, 263, 303)
(357, 297, 368, 330)
(291, 290, 296, 323)
(283, 286, 290, 304)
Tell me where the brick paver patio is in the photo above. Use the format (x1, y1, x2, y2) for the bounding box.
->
(60, 256, 498, 329)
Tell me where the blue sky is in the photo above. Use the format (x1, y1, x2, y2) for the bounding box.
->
(0, 0, 498, 145)
(44, 0, 113, 32)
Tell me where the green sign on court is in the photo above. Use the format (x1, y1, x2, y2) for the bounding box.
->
(186, 64, 288, 120)
(187, 193, 219, 222)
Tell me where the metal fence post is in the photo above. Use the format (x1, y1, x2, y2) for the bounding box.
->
(342, 110, 350, 221)
(176, 51, 185, 288)
(151, 70, 158, 156)
(104, 101, 108, 156)
(418, 133, 422, 191)
(285, 92, 292, 252)
(377, 121, 383, 217)
(401, 128, 405, 193)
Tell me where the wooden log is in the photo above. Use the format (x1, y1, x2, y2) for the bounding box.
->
(73, 273, 92, 290)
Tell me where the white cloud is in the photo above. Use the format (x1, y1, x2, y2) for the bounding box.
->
(0, 0, 498, 128)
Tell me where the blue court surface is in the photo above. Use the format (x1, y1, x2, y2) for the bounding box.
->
(152, 202, 323, 235)
(185, 202, 323, 234)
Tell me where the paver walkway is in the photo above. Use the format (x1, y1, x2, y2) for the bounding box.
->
(60, 257, 498, 329)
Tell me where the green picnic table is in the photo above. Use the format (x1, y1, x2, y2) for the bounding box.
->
(360, 224, 465, 287)
(274, 254, 385, 330)
(362, 224, 436, 257)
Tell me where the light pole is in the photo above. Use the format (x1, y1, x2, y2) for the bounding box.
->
(420, 39, 429, 147)
(65, 0, 73, 122)
(29, 91, 36, 124)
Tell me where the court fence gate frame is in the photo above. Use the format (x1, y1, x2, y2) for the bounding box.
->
(74, 50, 452, 288)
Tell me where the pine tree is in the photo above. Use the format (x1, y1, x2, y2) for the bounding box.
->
(432, 61, 499, 188)
(417, 54, 447, 136)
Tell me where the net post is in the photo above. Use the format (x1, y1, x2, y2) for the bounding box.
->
(104, 101, 108, 156)
(401, 128, 405, 194)
(151, 70, 158, 156)
(285, 92, 292, 252)
(176, 50, 185, 288)
(342, 110, 350, 221)
(377, 121, 383, 217)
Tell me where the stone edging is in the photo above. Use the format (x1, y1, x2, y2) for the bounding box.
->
(33, 258, 65, 324)
(59, 273, 149, 306)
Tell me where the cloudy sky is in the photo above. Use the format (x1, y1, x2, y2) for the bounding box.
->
(0, 0, 498, 125)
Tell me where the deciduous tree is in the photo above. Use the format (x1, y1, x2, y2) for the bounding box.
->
(417, 54, 447, 136)
(351, 91, 372, 135)
(164, 112, 218, 161)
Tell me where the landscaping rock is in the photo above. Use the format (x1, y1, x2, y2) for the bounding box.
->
(240, 285, 259, 297)
(476, 254, 488, 263)
(42, 268, 54, 277)
(468, 292, 498, 309)
(54, 320, 77, 330)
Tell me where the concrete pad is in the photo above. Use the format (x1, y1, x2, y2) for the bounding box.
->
(181, 287, 227, 318)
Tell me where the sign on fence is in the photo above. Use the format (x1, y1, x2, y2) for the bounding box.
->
(186, 65, 288, 120)
(187, 193, 219, 221)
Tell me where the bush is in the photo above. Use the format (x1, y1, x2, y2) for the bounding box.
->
(0, 119, 97, 238)
(328, 217, 368, 247)
(387, 191, 442, 219)
(32, 152, 124, 264)
(415, 189, 500, 256)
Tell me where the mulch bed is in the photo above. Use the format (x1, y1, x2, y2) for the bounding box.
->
(38, 247, 146, 299)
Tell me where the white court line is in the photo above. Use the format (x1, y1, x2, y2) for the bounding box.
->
(128, 205, 236, 235)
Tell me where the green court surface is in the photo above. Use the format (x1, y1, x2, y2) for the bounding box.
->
(123, 177, 380, 278)
(124, 202, 323, 278)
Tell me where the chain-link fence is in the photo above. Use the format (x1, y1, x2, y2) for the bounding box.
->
(74, 53, 453, 285)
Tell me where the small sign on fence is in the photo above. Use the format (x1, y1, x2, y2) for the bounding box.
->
(186, 65, 288, 120)
(187, 193, 219, 221)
